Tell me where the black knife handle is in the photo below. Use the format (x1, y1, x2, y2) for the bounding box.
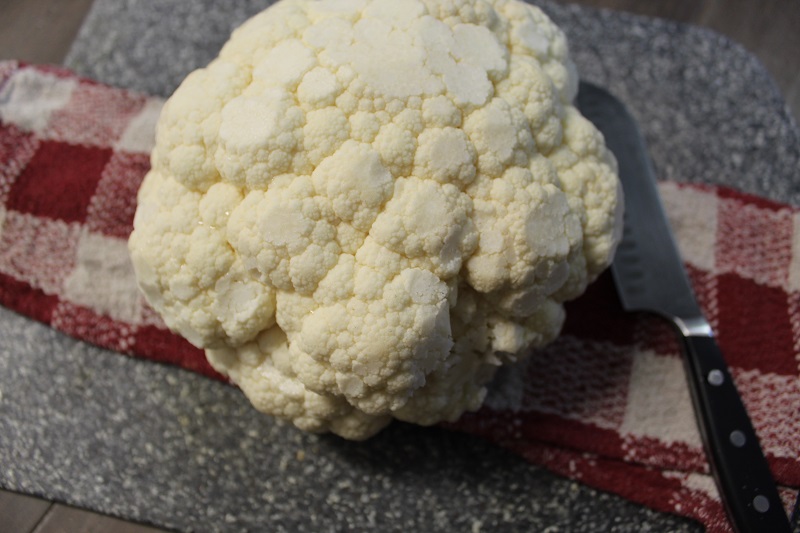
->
(680, 333, 791, 532)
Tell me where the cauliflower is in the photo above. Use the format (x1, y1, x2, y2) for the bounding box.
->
(128, 0, 623, 440)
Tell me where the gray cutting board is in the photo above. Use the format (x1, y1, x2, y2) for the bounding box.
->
(1, 1, 797, 531)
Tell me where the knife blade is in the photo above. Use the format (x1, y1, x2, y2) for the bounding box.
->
(576, 81, 791, 533)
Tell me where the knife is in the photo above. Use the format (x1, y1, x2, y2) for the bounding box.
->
(575, 82, 791, 533)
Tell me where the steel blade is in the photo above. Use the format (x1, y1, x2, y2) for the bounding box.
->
(576, 82, 703, 325)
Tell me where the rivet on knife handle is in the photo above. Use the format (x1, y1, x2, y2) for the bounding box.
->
(681, 325, 789, 532)
(576, 82, 791, 533)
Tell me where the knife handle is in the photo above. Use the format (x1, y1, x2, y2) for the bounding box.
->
(680, 333, 791, 533)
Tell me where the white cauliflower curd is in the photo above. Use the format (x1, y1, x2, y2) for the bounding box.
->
(129, 0, 623, 440)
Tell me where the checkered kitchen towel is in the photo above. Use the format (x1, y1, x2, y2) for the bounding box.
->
(1, 61, 798, 533)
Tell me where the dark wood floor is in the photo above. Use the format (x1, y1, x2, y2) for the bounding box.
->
(1, 0, 798, 531)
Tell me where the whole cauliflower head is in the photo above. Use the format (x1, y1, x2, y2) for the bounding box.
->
(129, 0, 622, 440)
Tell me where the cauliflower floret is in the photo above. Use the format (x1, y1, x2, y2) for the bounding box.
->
(129, 0, 622, 440)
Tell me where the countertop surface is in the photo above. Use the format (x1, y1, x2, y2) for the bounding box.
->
(2, 1, 799, 532)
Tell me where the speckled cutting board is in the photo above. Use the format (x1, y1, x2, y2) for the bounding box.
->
(0, 1, 797, 532)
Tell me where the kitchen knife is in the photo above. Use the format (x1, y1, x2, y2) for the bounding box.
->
(576, 82, 791, 533)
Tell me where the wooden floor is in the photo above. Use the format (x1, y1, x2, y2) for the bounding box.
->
(0, 0, 798, 531)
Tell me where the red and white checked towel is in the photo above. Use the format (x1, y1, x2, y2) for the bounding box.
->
(1, 61, 798, 533)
